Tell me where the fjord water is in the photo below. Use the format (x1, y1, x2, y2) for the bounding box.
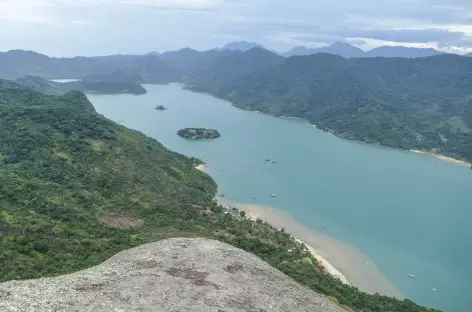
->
(89, 84, 472, 312)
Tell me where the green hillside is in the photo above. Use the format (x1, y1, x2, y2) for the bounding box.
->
(14, 75, 147, 95)
(0, 83, 438, 312)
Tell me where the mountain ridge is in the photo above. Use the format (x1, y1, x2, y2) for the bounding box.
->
(283, 42, 444, 58)
(219, 41, 264, 51)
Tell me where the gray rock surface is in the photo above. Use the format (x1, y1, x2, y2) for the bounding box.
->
(0, 238, 345, 312)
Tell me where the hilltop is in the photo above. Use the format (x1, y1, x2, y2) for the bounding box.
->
(12, 75, 146, 95)
(0, 238, 344, 312)
(282, 42, 444, 58)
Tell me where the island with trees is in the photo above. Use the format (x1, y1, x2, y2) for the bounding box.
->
(177, 128, 221, 140)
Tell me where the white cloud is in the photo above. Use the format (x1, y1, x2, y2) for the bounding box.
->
(2, 0, 472, 55)
(0, 0, 52, 24)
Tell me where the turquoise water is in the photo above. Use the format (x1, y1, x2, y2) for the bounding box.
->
(88, 84, 472, 312)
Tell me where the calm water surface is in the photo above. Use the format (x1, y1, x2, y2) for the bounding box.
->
(89, 84, 472, 312)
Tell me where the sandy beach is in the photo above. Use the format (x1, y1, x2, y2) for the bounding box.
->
(195, 163, 207, 172)
(294, 238, 350, 285)
(218, 199, 403, 299)
(411, 149, 471, 167)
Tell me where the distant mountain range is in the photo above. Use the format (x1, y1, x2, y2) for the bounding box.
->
(284, 42, 364, 58)
(283, 41, 445, 58)
(145, 41, 471, 59)
(219, 41, 264, 51)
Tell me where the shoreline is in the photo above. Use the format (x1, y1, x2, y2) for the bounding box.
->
(219, 199, 402, 299)
(195, 163, 402, 298)
(410, 149, 471, 167)
(293, 237, 350, 285)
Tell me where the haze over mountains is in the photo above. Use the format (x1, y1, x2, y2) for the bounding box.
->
(213, 41, 449, 58)
(219, 41, 264, 51)
(283, 42, 445, 58)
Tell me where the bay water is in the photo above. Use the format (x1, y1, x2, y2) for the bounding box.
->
(88, 84, 472, 312)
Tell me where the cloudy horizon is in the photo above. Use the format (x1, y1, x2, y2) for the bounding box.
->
(1, 0, 472, 56)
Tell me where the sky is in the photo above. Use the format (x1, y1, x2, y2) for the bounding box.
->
(1, 0, 472, 56)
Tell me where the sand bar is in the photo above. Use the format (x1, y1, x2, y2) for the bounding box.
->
(219, 199, 403, 299)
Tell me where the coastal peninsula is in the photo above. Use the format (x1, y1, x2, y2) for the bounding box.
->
(177, 128, 220, 140)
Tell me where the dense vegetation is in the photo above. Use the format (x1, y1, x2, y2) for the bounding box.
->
(69, 70, 147, 95)
(182, 52, 472, 163)
(69, 80, 147, 95)
(0, 83, 439, 312)
(177, 128, 221, 140)
(10, 75, 147, 95)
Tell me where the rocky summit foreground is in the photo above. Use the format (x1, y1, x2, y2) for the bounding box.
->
(0, 238, 345, 312)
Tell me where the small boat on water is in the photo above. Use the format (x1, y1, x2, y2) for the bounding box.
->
(322, 225, 327, 229)
(432, 288, 437, 291)
(219, 193, 226, 198)
(253, 196, 257, 199)
(270, 194, 276, 198)
(408, 274, 415, 279)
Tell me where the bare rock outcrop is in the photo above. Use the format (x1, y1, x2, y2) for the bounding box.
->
(0, 238, 345, 312)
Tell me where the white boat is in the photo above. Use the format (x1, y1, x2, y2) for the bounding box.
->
(253, 196, 257, 199)
(322, 225, 327, 229)
(408, 274, 415, 279)
(270, 194, 276, 198)
(432, 288, 437, 291)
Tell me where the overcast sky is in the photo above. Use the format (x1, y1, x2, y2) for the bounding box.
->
(1, 0, 472, 56)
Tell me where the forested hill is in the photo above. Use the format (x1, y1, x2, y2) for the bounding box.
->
(14, 75, 147, 95)
(183, 52, 472, 163)
(0, 82, 215, 282)
(0, 83, 439, 312)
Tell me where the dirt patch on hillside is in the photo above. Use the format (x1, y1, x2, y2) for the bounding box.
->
(98, 215, 144, 229)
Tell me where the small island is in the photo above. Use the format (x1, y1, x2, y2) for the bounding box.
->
(155, 105, 167, 111)
(177, 128, 221, 140)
